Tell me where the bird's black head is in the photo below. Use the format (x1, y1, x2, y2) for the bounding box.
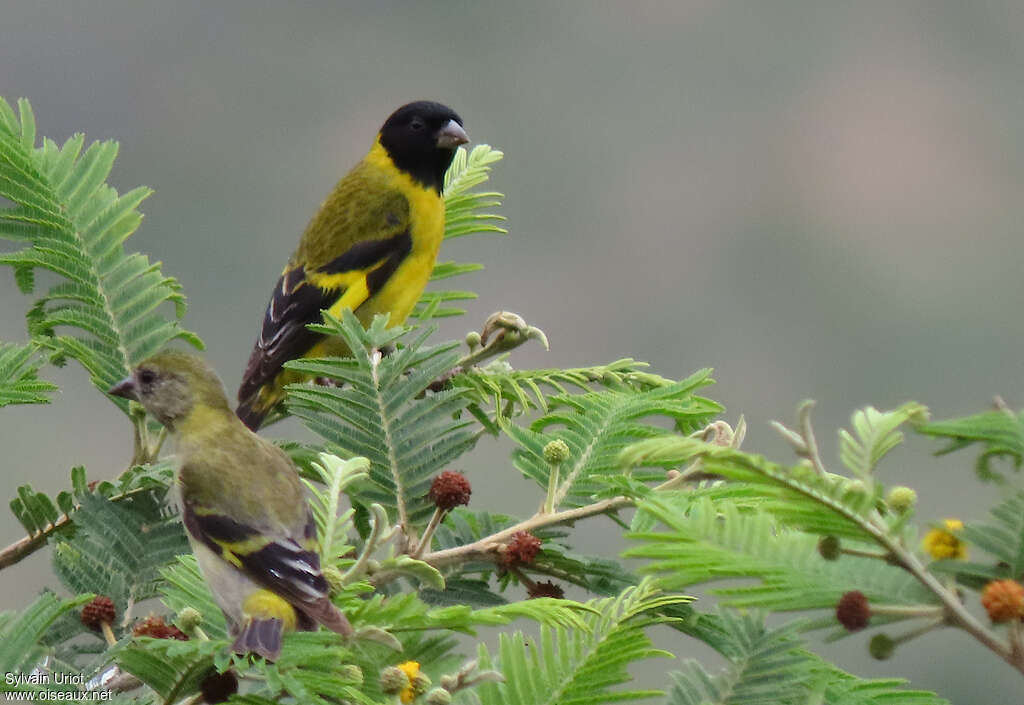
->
(378, 101, 468, 194)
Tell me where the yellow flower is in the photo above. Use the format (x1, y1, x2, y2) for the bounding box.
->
(398, 661, 421, 704)
(922, 519, 967, 560)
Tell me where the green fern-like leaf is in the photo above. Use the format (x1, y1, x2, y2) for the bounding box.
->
(413, 144, 505, 320)
(917, 408, 1024, 482)
(0, 341, 57, 407)
(507, 369, 720, 509)
(665, 610, 949, 705)
(0, 97, 202, 405)
(621, 437, 883, 542)
(838, 403, 928, 480)
(284, 311, 477, 527)
(626, 494, 935, 619)
(302, 452, 369, 567)
(159, 554, 229, 640)
(52, 492, 189, 618)
(474, 580, 685, 705)
(665, 611, 810, 705)
(453, 357, 675, 416)
(0, 592, 93, 676)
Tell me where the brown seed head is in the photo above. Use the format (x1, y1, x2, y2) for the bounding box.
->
(527, 580, 565, 599)
(132, 615, 188, 641)
(81, 595, 116, 631)
(504, 531, 542, 566)
(429, 471, 472, 510)
(836, 590, 870, 631)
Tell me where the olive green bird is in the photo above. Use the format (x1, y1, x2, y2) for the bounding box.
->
(110, 352, 353, 660)
(236, 101, 469, 430)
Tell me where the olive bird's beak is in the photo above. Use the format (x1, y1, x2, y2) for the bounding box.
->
(435, 120, 469, 149)
(109, 377, 138, 401)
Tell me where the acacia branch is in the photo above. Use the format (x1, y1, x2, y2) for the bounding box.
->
(0, 485, 154, 571)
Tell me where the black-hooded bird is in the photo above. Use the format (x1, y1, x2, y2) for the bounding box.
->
(236, 101, 469, 429)
(110, 352, 353, 660)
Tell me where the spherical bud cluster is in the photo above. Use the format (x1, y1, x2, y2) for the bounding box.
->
(886, 486, 917, 513)
(409, 672, 432, 702)
(543, 439, 570, 465)
(921, 519, 968, 561)
(176, 607, 203, 633)
(817, 535, 841, 561)
(425, 688, 453, 705)
(80, 595, 116, 631)
(503, 531, 542, 566)
(132, 615, 188, 641)
(868, 633, 895, 660)
(464, 331, 482, 349)
(380, 665, 411, 695)
(836, 590, 870, 632)
(199, 670, 238, 703)
(339, 664, 363, 684)
(981, 579, 1024, 623)
(429, 471, 472, 511)
(527, 580, 565, 599)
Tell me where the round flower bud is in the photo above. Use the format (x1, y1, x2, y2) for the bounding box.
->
(886, 486, 917, 513)
(425, 688, 453, 705)
(922, 519, 968, 560)
(132, 615, 188, 641)
(836, 590, 870, 631)
(528, 580, 565, 599)
(379, 666, 411, 695)
(868, 633, 895, 660)
(411, 671, 432, 699)
(817, 536, 841, 561)
(543, 439, 570, 465)
(981, 579, 1024, 623)
(429, 471, 472, 511)
(81, 595, 116, 631)
(339, 664, 363, 684)
(503, 531, 542, 566)
(465, 331, 482, 349)
(176, 607, 202, 633)
(323, 565, 345, 592)
(199, 670, 238, 703)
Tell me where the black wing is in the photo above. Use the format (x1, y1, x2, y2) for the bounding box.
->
(182, 500, 329, 610)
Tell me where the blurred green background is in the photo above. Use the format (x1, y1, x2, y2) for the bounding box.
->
(2, 1, 1023, 701)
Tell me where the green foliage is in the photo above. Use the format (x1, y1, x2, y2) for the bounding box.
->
(627, 494, 934, 618)
(666, 610, 948, 705)
(285, 311, 477, 527)
(0, 592, 93, 677)
(507, 369, 720, 509)
(0, 97, 201, 406)
(474, 581, 687, 705)
(453, 357, 675, 417)
(621, 437, 884, 542)
(838, 403, 928, 480)
(415, 144, 506, 320)
(917, 408, 1024, 482)
(53, 492, 188, 616)
(0, 340, 57, 407)
(0, 98, 1005, 705)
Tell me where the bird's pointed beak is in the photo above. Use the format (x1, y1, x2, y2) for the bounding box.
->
(435, 119, 469, 149)
(109, 376, 138, 401)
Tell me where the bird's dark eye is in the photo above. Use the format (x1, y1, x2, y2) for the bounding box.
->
(409, 118, 425, 131)
(139, 369, 156, 386)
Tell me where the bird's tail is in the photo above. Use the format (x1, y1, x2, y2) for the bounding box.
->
(304, 597, 354, 638)
(235, 386, 278, 431)
(232, 617, 284, 661)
